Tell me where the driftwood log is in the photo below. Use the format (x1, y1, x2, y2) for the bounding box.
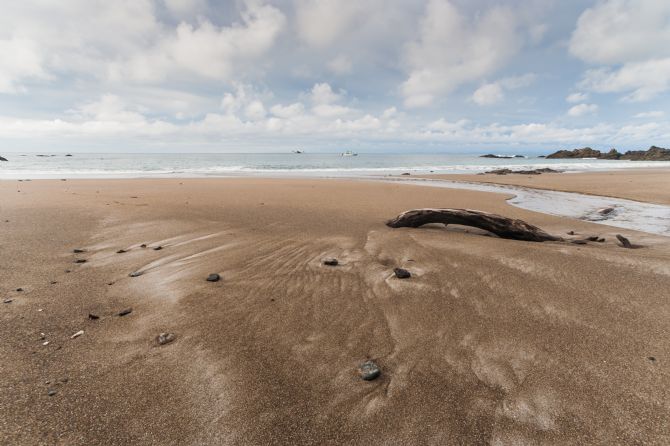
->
(386, 208, 561, 242)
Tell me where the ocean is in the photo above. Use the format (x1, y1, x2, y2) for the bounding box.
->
(1, 152, 669, 179)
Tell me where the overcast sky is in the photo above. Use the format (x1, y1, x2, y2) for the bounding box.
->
(1, 0, 669, 153)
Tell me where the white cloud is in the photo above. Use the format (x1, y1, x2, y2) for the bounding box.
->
(310, 83, 342, 105)
(401, 0, 522, 107)
(327, 54, 353, 75)
(570, 1, 670, 101)
(566, 92, 588, 103)
(472, 74, 535, 106)
(294, 0, 367, 48)
(579, 59, 670, 102)
(634, 111, 664, 119)
(567, 103, 598, 117)
(270, 103, 305, 118)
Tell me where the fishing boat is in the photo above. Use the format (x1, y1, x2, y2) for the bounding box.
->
(341, 150, 358, 157)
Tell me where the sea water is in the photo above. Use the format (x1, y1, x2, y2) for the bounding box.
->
(1, 152, 669, 179)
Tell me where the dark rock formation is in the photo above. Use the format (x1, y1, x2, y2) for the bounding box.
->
(484, 168, 561, 175)
(206, 273, 221, 282)
(117, 308, 132, 317)
(393, 268, 411, 279)
(323, 258, 339, 266)
(546, 146, 670, 161)
(480, 154, 514, 159)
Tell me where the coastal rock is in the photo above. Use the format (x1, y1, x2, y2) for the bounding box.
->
(65, 154, 73, 157)
(74, 259, 87, 264)
(598, 207, 615, 215)
(73, 248, 86, 253)
(157, 332, 176, 345)
(48, 390, 57, 396)
(484, 168, 561, 175)
(621, 146, 670, 161)
(545, 146, 670, 161)
(116, 249, 126, 254)
(480, 154, 514, 159)
(206, 273, 220, 282)
(129, 271, 142, 277)
(358, 360, 381, 381)
(323, 258, 339, 266)
(546, 147, 609, 159)
(0, 155, 7, 161)
(153, 246, 163, 251)
(88, 313, 99, 320)
(117, 308, 132, 317)
(394, 268, 411, 279)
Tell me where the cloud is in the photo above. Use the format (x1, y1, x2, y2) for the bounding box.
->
(570, 0, 670, 101)
(294, 0, 367, 48)
(566, 92, 588, 103)
(401, 0, 522, 108)
(634, 111, 664, 119)
(567, 103, 598, 117)
(309, 83, 342, 105)
(327, 54, 353, 75)
(472, 73, 535, 106)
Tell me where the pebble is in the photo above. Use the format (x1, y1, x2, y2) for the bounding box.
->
(70, 330, 84, 339)
(42, 341, 49, 346)
(3, 299, 12, 304)
(140, 244, 147, 248)
(358, 360, 381, 381)
(47, 390, 57, 396)
(129, 271, 142, 277)
(117, 308, 132, 317)
(153, 246, 163, 251)
(74, 259, 87, 264)
(116, 249, 126, 254)
(73, 249, 86, 253)
(206, 273, 221, 282)
(50, 281, 58, 285)
(323, 258, 339, 266)
(88, 313, 100, 320)
(571, 240, 587, 245)
(16, 288, 23, 292)
(157, 332, 176, 345)
(393, 268, 411, 279)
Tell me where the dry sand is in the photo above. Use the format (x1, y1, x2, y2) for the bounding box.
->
(1, 176, 669, 445)
(420, 168, 670, 205)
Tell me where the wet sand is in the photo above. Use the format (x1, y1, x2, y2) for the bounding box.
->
(420, 168, 670, 205)
(1, 177, 669, 445)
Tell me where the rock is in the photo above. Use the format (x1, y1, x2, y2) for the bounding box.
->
(393, 268, 411, 279)
(50, 281, 57, 284)
(74, 259, 87, 264)
(88, 313, 99, 320)
(401, 172, 411, 176)
(480, 154, 514, 159)
(567, 231, 575, 235)
(586, 236, 600, 241)
(358, 360, 381, 381)
(116, 249, 126, 253)
(545, 146, 670, 161)
(571, 239, 588, 245)
(598, 207, 615, 215)
(546, 147, 611, 159)
(0, 155, 7, 161)
(206, 273, 221, 282)
(129, 271, 142, 277)
(153, 246, 162, 251)
(621, 146, 670, 161)
(73, 248, 86, 253)
(323, 258, 339, 266)
(48, 390, 57, 396)
(140, 244, 147, 248)
(3, 299, 12, 304)
(16, 288, 23, 292)
(616, 234, 633, 248)
(157, 332, 176, 345)
(117, 308, 132, 317)
(70, 330, 84, 339)
(484, 168, 561, 175)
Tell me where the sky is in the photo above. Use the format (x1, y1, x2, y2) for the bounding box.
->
(0, 0, 669, 153)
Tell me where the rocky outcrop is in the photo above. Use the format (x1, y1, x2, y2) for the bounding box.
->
(546, 146, 670, 161)
(620, 146, 670, 160)
(480, 154, 525, 159)
(483, 168, 561, 175)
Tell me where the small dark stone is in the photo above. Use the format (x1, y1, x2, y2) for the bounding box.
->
(50, 281, 57, 285)
(73, 249, 86, 253)
(16, 288, 23, 292)
(140, 244, 147, 248)
(597, 238, 606, 243)
(157, 332, 176, 345)
(3, 299, 12, 304)
(74, 259, 87, 264)
(586, 236, 599, 241)
(616, 234, 633, 248)
(88, 313, 99, 320)
(393, 268, 411, 279)
(401, 172, 411, 176)
(65, 270, 71, 273)
(117, 308, 132, 317)
(358, 360, 381, 381)
(129, 271, 142, 277)
(206, 273, 221, 282)
(598, 207, 615, 215)
(323, 258, 339, 266)
(153, 246, 162, 251)
(648, 356, 656, 362)
(571, 240, 588, 245)
(567, 231, 575, 235)
(61, 377, 69, 383)
(116, 249, 126, 254)
(47, 390, 57, 396)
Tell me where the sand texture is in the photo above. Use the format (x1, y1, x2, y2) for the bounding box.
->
(1, 177, 669, 445)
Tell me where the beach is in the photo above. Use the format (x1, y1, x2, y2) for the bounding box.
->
(1, 174, 669, 445)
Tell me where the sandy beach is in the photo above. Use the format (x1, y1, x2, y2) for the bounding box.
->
(1, 175, 669, 445)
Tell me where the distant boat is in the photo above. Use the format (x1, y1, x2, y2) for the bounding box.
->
(293, 150, 303, 154)
(341, 150, 358, 157)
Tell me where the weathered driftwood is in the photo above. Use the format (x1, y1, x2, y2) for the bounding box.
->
(386, 208, 561, 242)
